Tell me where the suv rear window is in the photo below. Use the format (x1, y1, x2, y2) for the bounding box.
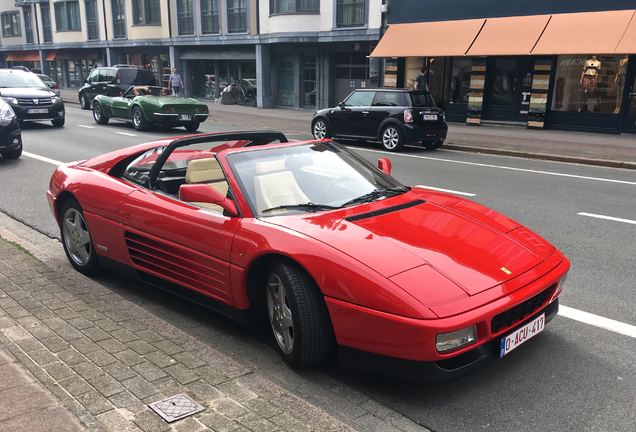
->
(117, 69, 158, 86)
(409, 91, 435, 107)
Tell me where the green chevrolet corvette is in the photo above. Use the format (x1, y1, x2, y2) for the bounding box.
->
(92, 86, 209, 132)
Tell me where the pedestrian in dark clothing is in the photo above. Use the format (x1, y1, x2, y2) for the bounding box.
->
(415, 67, 428, 91)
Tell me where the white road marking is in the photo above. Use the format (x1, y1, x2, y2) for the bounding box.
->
(115, 131, 137, 137)
(577, 212, 636, 225)
(355, 148, 636, 186)
(415, 185, 476, 197)
(22, 151, 63, 166)
(559, 305, 636, 339)
(76, 124, 94, 129)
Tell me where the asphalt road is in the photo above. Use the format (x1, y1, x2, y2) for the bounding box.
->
(1, 107, 635, 432)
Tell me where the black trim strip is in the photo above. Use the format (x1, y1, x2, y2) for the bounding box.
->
(345, 199, 425, 222)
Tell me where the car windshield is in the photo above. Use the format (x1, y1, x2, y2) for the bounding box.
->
(0, 71, 46, 88)
(409, 91, 435, 107)
(227, 141, 407, 216)
(118, 69, 158, 86)
(38, 75, 53, 83)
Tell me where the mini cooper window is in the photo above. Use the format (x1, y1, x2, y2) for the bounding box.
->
(344, 91, 375, 107)
(227, 141, 406, 216)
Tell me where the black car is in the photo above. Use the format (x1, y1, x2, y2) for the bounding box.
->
(0, 99, 22, 159)
(79, 65, 159, 110)
(0, 69, 65, 128)
(312, 89, 448, 152)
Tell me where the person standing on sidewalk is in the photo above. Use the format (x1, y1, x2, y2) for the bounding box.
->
(169, 68, 184, 97)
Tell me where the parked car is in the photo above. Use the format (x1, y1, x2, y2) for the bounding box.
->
(37, 74, 61, 96)
(92, 85, 209, 131)
(312, 89, 448, 152)
(47, 131, 570, 381)
(0, 99, 22, 159)
(79, 65, 159, 110)
(0, 69, 65, 127)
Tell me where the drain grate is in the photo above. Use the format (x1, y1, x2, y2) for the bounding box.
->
(149, 394, 205, 423)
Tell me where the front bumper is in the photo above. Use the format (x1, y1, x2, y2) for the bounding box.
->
(402, 123, 448, 144)
(0, 119, 22, 151)
(10, 101, 65, 122)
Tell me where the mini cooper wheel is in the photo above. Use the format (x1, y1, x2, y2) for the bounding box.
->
(93, 103, 109, 125)
(132, 106, 149, 131)
(1, 146, 22, 160)
(266, 261, 334, 368)
(60, 199, 100, 275)
(184, 121, 200, 132)
(312, 119, 331, 140)
(381, 125, 404, 152)
(80, 94, 90, 110)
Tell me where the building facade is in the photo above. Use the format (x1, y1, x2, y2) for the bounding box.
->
(0, 0, 383, 110)
(373, 0, 636, 134)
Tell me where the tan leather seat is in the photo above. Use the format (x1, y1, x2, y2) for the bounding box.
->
(184, 157, 229, 212)
(254, 170, 309, 213)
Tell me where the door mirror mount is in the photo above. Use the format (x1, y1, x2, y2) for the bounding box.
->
(377, 158, 392, 175)
(338, 101, 346, 110)
(179, 184, 238, 217)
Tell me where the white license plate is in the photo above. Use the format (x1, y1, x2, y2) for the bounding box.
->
(423, 114, 438, 121)
(28, 108, 49, 114)
(499, 313, 545, 357)
(179, 114, 191, 121)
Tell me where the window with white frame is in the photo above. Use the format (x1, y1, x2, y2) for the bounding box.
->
(133, 0, 161, 25)
(336, 0, 365, 27)
(270, 0, 319, 14)
(201, 0, 220, 34)
(177, 0, 194, 35)
(1, 12, 22, 37)
(227, 0, 247, 33)
(54, 1, 81, 31)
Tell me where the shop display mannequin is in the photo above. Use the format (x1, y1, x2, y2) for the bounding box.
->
(614, 55, 629, 113)
(579, 55, 601, 111)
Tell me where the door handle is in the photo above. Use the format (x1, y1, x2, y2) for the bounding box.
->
(362, 111, 370, 115)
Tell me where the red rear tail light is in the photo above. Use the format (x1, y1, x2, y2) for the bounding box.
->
(404, 109, 413, 123)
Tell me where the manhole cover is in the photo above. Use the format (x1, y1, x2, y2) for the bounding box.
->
(149, 394, 205, 423)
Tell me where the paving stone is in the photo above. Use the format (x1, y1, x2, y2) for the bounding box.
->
(133, 408, 170, 432)
(14, 336, 45, 352)
(165, 364, 200, 385)
(187, 380, 222, 403)
(270, 412, 312, 432)
(55, 307, 81, 320)
(69, 336, 101, 354)
(151, 376, 183, 396)
(72, 361, 106, 381)
(44, 362, 75, 381)
(127, 340, 156, 355)
(94, 318, 120, 332)
(122, 376, 158, 400)
(97, 409, 137, 432)
(90, 374, 126, 397)
(66, 299, 91, 312)
(108, 389, 146, 413)
(173, 417, 207, 432)
(28, 348, 58, 366)
(39, 335, 70, 353)
(172, 352, 206, 369)
(58, 375, 93, 397)
(135, 329, 164, 343)
(132, 361, 168, 382)
(390, 415, 432, 432)
(104, 361, 138, 381)
(237, 412, 279, 432)
(198, 412, 240, 432)
(67, 316, 95, 330)
(5, 306, 31, 319)
(0, 316, 15, 328)
(97, 338, 128, 354)
(56, 348, 89, 366)
(114, 349, 146, 367)
(77, 389, 114, 416)
(152, 339, 184, 356)
(192, 366, 229, 385)
(144, 351, 176, 368)
(83, 326, 111, 342)
(211, 397, 250, 420)
(111, 328, 139, 343)
(217, 381, 258, 403)
(54, 324, 84, 341)
(243, 397, 283, 419)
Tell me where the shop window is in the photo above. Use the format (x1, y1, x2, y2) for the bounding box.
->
(111, 0, 126, 38)
(552, 55, 629, 114)
(85, 0, 99, 40)
(228, 0, 248, 33)
(177, 0, 194, 35)
(133, 0, 161, 26)
(270, 0, 319, 15)
(41, 4, 53, 42)
(277, 62, 294, 107)
(449, 57, 472, 105)
(336, 0, 365, 28)
(1, 12, 21, 37)
(23, 8, 33, 44)
(54, 1, 81, 32)
(201, 0, 220, 34)
(303, 56, 317, 107)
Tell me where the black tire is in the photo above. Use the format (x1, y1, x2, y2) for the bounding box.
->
(93, 102, 109, 125)
(131, 106, 149, 131)
(1, 145, 22, 160)
(52, 117, 65, 128)
(59, 198, 100, 276)
(79, 93, 90, 110)
(184, 121, 200, 132)
(311, 118, 331, 140)
(266, 260, 334, 368)
(423, 139, 444, 150)
(380, 124, 404, 152)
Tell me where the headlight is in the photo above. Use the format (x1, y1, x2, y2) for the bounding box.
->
(0, 102, 16, 127)
(2, 97, 18, 105)
(436, 325, 477, 353)
(51, 96, 61, 104)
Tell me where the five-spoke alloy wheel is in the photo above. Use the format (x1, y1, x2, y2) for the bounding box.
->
(60, 199, 100, 275)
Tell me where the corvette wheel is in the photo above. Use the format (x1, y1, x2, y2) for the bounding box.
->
(381, 125, 404, 152)
(184, 121, 200, 132)
(266, 261, 334, 368)
(93, 103, 109, 125)
(80, 94, 89, 110)
(132, 107, 148, 131)
(60, 200, 100, 275)
(312, 119, 331, 140)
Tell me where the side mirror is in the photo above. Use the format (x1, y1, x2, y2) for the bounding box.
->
(377, 158, 392, 175)
(338, 101, 346, 110)
(179, 184, 238, 217)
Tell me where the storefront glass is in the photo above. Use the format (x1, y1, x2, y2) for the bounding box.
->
(303, 56, 316, 108)
(551, 54, 629, 114)
(449, 57, 472, 105)
(277, 62, 294, 106)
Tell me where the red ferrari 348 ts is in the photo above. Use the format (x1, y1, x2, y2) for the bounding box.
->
(47, 131, 570, 380)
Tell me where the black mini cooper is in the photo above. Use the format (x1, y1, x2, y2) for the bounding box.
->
(312, 89, 447, 152)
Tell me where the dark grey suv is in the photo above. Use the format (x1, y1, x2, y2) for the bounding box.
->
(78, 65, 158, 110)
(312, 89, 447, 152)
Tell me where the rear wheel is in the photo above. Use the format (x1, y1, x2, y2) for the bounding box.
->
(312, 118, 331, 140)
(93, 103, 109, 125)
(381, 125, 404, 152)
(184, 121, 200, 132)
(52, 117, 65, 128)
(60, 199, 100, 276)
(132, 106, 149, 131)
(266, 260, 334, 368)
(1, 146, 22, 159)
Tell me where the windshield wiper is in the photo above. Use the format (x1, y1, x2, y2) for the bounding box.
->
(262, 202, 339, 214)
(339, 186, 409, 208)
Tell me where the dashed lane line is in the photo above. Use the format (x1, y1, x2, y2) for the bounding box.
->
(115, 131, 137, 137)
(577, 212, 636, 225)
(416, 184, 476, 197)
(22, 151, 63, 166)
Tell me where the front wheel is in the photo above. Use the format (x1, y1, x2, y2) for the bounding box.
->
(60, 199, 100, 276)
(266, 261, 334, 368)
(312, 118, 331, 140)
(80, 94, 90, 110)
(132, 106, 149, 131)
(184, 121, 200, 132)
(93, 103, 109, 125)
(1, 145, 22, 159)
(381, 125, 404, 152)
(52, 117, 65, 128)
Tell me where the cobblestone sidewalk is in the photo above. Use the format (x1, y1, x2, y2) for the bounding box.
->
(0, 211, 430, 432)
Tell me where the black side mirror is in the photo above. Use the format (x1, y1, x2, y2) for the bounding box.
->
(338, 101, 346, 110)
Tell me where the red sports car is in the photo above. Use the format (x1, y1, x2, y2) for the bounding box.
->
(47, 131, 570, 380)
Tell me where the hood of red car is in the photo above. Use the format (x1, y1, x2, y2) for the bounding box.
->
(269, 197, 547, 297)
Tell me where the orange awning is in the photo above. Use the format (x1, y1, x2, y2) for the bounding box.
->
(532, 9, 635, 55)
(46, 51, 58, 61)
(369, 19, 485, 57)
(5, 51, 40, 62)
(615, 12, 636, 53)
(467, 15, 550, 56)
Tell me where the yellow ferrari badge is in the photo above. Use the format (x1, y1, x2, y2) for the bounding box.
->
(500, 267, 512, 275)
